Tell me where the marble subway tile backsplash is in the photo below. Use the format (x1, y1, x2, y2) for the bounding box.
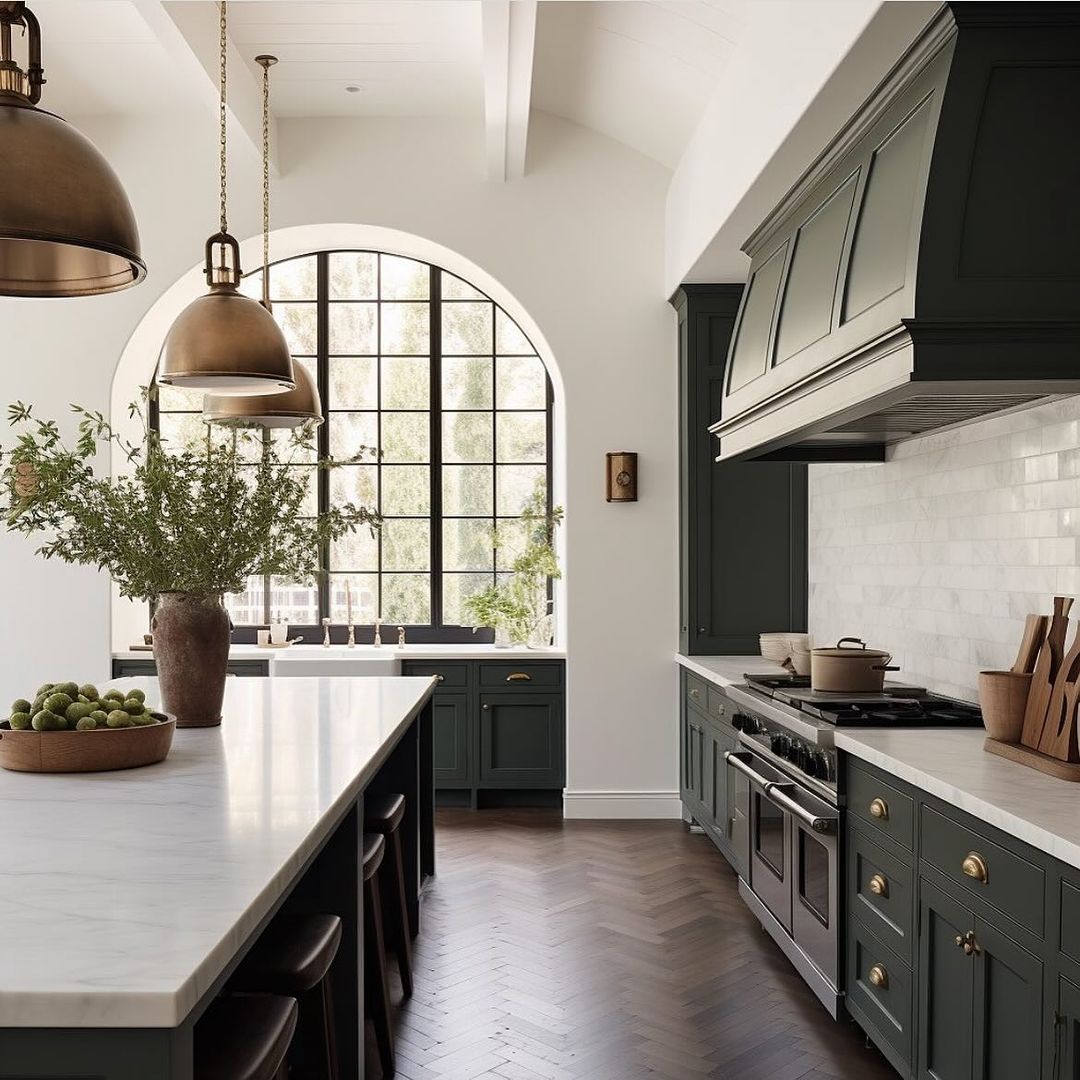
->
(809, 397, 1080, 702)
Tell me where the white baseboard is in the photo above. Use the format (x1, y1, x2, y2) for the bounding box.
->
(562, 790, 682, 820)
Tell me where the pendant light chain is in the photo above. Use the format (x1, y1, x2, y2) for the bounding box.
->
(261, 56, 271, 302)
(218, 0, 228, 236)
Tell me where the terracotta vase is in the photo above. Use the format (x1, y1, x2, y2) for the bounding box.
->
(151, 591, 229, 728)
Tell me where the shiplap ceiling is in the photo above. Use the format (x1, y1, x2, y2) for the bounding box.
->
(29, 0, 749, 172)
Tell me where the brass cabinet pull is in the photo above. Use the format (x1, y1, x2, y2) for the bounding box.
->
(869, 797, 889, 820)
(955, 930, 979, 955)
(868, 964, 888, 989)
(435, 675, 445, 683)
(962, 852, 988, 883)
(507, 672, 532, 682)
(482, 703, 490, 710)
(868, 873, 889, 897)
(689, 688, 701, 699)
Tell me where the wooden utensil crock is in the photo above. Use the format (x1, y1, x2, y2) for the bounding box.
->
(978, 671, 1033, 743)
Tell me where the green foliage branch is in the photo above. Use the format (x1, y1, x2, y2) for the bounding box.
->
(0, 390, 379, 602)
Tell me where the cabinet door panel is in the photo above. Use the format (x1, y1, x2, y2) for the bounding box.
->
(972, 916, 1041, 1080)
(918, 880, 974, 1080)
(479, 693, 564, 786)
(1057, 975, 1080, 1080)
(432, 692, 471, 784)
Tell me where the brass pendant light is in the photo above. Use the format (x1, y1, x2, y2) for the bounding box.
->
(204, 55, 322, 429)
(0, 2, 145, 296)
(157, 2, 294, 396)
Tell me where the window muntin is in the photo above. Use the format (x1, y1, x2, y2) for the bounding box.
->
(153, 251, 552, 639)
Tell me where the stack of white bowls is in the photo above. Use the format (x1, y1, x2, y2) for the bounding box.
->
(759, 632, 813, 675)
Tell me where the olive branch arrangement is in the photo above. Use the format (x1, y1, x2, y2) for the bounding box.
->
(0, 390, 379, 602)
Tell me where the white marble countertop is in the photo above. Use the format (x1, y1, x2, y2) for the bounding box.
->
(837, 728, 1080, 871)
(0, 675, 435, 1029)
(675, 653, 788, 686)
(114, 643, 567, 662)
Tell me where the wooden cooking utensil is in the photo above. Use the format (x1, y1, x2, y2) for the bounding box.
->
(1013, 614, 1048, 675)
(1021, 595, 1073, 749)
(1040, 625, 1080, 760)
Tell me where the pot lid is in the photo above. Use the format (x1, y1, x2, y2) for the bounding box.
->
(812, 637, 890, 659)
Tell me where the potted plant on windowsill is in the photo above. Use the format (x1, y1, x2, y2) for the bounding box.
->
(463, 481, 562, 648)
(0, 394, 378, 728)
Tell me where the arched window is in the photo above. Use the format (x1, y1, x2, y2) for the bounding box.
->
(153, 250, 553, 642)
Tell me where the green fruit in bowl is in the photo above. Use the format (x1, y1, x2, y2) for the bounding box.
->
(65, 702, 94, 725)
(32, 710, 66, 731)
(75, 716, 98, 731)
(11, 698, 31, 715)
(106, 710, 133, 729)
(102, 689, 125, 703)
(53, 682, 79, 699)
(132, 712, 157, 726)
(8, 712, 31, 730)
(44, 692, 73, 713)
(89, 710, 108, 725)
(35, 683, 53, 697)
(123, 700, 145, 716)
(78, 684, 99, 702)
(126, 688, 146, 704)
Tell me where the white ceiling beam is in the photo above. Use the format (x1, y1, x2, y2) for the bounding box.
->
(481, 0, 537, 181)
(132, 0, 278, 175)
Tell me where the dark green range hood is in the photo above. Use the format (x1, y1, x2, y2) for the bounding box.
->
(712, 3, 1080, 463)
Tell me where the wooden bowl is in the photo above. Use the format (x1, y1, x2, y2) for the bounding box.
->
(978, 672, 1032, 743)
(0, 712, 176, 773)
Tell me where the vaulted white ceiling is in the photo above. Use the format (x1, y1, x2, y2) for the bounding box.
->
(30, 0, 748, 172)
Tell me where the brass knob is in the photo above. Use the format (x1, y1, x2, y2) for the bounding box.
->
(868, 873, 889, 897)
(869, 797, 889, 820)
(507, 672, 532, 682)
(482, 703, 490, 710)
(868, 964, 888, 989)
(962, 852, 988, 883)
(436, 675, 445, 683)
(956, 930, 979, 955)
(689, 688, 700, 699)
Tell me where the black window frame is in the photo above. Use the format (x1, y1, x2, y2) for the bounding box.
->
(151, 249, 554, 645)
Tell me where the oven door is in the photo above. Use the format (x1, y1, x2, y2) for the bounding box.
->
(728, 750, 793, 932)
(781, 785, 839, 988)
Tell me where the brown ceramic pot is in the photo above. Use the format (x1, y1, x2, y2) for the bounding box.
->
(151, 592, 229, 728)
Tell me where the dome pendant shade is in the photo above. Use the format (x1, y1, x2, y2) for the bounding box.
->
(204, 361, 322, 428)
(0, 3, 144, 297)
(158, 232, 295, 395)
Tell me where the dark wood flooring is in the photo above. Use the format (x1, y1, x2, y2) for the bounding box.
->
(367, 809, 897, 1080)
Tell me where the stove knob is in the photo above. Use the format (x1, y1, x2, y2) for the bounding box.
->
(732, 713, 748, 732)
(786, 740, 801, 764)
(770, 733, 786, 755)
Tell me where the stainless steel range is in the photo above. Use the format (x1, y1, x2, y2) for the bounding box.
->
(722, 672, 983, 1018)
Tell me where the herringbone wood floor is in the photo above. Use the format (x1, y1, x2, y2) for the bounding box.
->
(367, 809, 896, 1080)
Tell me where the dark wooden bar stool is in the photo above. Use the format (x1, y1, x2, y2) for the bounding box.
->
(366, 792, 414, 997)
(230, 913, 343, 1080)
(194, 994, 298, 1080)
(364, 831, 395, 1079)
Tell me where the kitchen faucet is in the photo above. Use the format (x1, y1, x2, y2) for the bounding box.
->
(321, 618, 331, 648)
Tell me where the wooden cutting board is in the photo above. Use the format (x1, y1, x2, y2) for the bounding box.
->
(1021, 596, 1073, 749)
(1040, 625, 1080, 760)
(1013, 614, 1048, 674)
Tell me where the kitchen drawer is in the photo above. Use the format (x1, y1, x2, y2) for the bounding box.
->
(847, 920, 913, 1074)
(848, 823, 914, 959)
(479, 662, 563, 689)
(706, 685, 733, 726)
(401, 660, 469, 688)
(847, 761, 914, 853)
(920, 805, 1044, 937)
(683, 670, 708, 712)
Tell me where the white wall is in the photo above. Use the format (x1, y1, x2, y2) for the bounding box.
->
(0, 111, 681, 817)
(809, 398, 1080, 702)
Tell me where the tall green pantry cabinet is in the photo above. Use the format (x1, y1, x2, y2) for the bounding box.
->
(672, 285, 808, 656)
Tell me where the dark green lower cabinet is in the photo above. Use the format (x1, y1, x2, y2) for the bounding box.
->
(479, 693, 564, 785)
(404, 659, 565, 807)
(1056, 976, 1080, 1079)
(433, 693, 471, 784)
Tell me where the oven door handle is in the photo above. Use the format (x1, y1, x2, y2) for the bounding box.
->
(724, 750, 773, 789)
(765, 782, 837, 834)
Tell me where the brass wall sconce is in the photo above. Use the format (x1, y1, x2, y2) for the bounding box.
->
(606, 451, 637, 502)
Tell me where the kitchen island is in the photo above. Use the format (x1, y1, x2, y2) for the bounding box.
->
(0, 675, 436, 1080)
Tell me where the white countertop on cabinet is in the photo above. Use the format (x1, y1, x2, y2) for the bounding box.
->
(675, 653, 788, 686)
(0, 675, 434, 1029)
(837, 727, 1080, 872)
